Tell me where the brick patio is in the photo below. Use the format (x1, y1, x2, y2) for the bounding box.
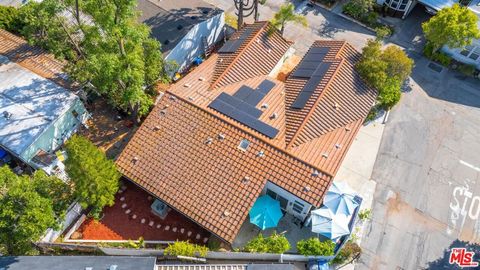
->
(74, 180, 211, 245)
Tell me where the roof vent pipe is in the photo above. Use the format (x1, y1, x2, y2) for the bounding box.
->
(205, 137, 213, 145)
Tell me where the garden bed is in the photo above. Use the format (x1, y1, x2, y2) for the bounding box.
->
(341, 2, 394, 38)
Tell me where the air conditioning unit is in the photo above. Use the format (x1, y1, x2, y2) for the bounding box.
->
(151, 199, 169, 220)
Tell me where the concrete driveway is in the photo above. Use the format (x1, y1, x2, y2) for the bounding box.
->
(357, 53, 480, 269)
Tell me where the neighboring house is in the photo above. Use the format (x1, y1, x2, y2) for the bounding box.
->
(0, 29, 89, 174)
(116, 22, 377, 245)
(378, 0, 480, 69)
(137, 0, 225, 73)
(0, 256, 156, 270)
(442, 1, 480, 69)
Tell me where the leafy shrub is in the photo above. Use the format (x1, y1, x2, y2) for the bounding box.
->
(297, 238, 335, 256)
(375, 26, 392, 40)
(458, 64, 476, 76)
(164, 241, 209, 257)
(432, 51, 452, 66)
(358, 209, 372, 220)
(225, 13, 238, 30)
(207, 238, 221, 251)
(331, 241, 362, 264)
(423, 43, 435, 59)
(244, 232, 291, 254)
(364, 12, 378, 25)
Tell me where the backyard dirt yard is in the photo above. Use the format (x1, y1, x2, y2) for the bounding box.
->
(79, 99, 137, 159)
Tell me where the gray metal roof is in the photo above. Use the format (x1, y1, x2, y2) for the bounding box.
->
(0, 256, 156, 270)
(137, 0, 223, 54)
(0, 55, 78, 157)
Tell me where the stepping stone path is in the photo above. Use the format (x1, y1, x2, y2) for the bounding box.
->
(125, 209, 131, 214)
(120, 197, 125, 201)
(132, 214, 137, 219)
(118, 189, 124, 194)
(141, 218, 146, 224)
(180, 228, 185, 234)
(149, 221, 154, 227)
(172, 227, 177, 232)
(165, 226, 170, 231)
(187, 231, 192, 237)
(156, 224, 161, 229)
(121, 203, 127, 209)
(203, 238, 208, 243)
(196, 234, 201, 240)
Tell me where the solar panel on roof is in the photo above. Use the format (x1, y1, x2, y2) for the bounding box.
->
(244, 91, 265, 106)
(218, 27, 255, 53)
(233, 85, 253, 100)
(255, 80, 275, 94)
(292, 68, 315, 78)
(291, 91, 312, 109)
(313, 62, 332, 77)
(217, 93, 262, 118)
(208, 85, 280, 138)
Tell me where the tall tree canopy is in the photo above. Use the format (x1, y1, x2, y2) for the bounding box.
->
(64, 135, 120, 218)
(422, 4, 480, 52)
(356, 39, 414, 109)
(271, 3, 308, 36)
(19, 0, 170, 118)
(0, 167, 72, 255)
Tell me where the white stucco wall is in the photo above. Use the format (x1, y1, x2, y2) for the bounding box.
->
(262, 181, 313, 221)
(165, 12, 225, 72)
(442, 38, 480, 70)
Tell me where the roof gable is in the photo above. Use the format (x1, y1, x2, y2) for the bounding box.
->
(211, 22, 291, 89)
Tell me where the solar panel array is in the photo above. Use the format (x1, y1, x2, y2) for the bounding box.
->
(218, 27, 255, 53)
(208, 80, 279, 138)
(291, 47, 331, 109)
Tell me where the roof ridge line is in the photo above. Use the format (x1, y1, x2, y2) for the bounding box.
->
(286, 57, 345, 149)
(164, 90, 334, 178)
(210, 21, 270, 89)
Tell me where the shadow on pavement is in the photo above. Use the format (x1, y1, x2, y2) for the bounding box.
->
(427, 240, 480, 269)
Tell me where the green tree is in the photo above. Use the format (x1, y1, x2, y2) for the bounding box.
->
(271, 3, 308, 36)
(0, 6, 24, 33)
(422, 4, 480, 53)
(64, 135, 120, 218)
(32, 170, 73, 220)
(297, 238, 335, 256)
(356, 39, 413, 109)
(19, 0, 169, 119)
(0, 166, 60, 255)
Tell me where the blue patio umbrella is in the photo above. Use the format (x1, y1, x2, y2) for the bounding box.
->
(311, 206, 351, 241)
(323, 181, 359, 215)
(249, 195, 283, 230)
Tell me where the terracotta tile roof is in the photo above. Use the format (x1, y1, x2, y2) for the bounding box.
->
(284, 41, 377, 174)
(0, 30, 70, 89)
(116, 93, 332, 243)
(170, 55, 288, 148)
(210, 21, 292, 89)
(117, 36, 376, 243)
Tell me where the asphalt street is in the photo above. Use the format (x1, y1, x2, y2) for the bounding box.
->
(358, 54, 480, 269)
